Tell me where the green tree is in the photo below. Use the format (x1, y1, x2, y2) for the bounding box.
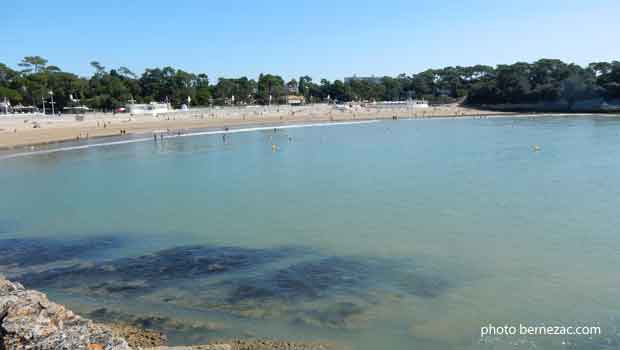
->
(257, 74, 285, 104)
(18, 56, 48, 74)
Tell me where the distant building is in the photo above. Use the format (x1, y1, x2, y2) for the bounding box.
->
(11, 105, 38, 114)
(128, 102, 170, 116)
(287, 95, 305, 105)
(63, 106, 91, 114)
(366, 99, 429, 108)
(344, 75, 383, 84)
(410, 99, 429, 108)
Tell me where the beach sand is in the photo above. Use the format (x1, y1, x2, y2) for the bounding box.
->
(0, 104, 508, 150)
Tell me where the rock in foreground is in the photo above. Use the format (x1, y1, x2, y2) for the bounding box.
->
(1, 276, 336, 350)
(0, 276, 131, 350)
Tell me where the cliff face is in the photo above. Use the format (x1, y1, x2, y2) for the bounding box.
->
(0, 277, 131, 350)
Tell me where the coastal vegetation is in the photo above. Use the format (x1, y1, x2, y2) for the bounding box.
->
(1, 57, 619, 111)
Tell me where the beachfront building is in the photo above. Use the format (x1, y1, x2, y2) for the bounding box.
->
(287, 95, 305, 105)
(63, 106, 91, 114)
(365, 99, 429, 109)
(128, 102, 171, 116)
(11, 105, 39, 114)
(410, 99, 429, 108)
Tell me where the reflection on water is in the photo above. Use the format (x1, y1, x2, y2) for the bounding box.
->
(1, 116, 620, 349)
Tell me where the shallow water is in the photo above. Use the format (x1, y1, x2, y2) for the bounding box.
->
(1, 116, 620, 349)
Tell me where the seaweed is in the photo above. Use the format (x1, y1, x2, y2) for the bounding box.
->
(0, 237, 121, 267)
(18, 245, 296, 295)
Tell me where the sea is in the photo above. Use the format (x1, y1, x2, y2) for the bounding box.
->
(1, 115, 619, 350)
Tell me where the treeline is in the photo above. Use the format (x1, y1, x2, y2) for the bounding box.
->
(465, 60, 620, 107)
(1, 56, 619, 111)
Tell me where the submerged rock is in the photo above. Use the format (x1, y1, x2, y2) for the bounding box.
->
(86, 308, 225, 336)
(298, 302, 367, 329)
(18, 245, 296, 295)
(9, 241, 458, 333)
(0, 276, 131, 350)
(227, 255, 452, 304)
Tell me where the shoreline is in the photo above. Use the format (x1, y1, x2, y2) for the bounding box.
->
(0, 120, 379, 160)
(0, 104, 511, 151)
(1, 105, 617, 154)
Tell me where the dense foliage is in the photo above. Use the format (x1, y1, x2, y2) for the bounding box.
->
(466, 60, 620, 106)
(1, 57, 619, 111)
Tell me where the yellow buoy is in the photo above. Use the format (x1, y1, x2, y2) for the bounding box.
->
(533, 145, 541, 152)
(272, 144, 277, 152)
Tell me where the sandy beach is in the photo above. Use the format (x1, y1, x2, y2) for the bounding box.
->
(0, 104, 509, 150)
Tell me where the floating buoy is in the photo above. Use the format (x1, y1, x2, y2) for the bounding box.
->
(533, 145, 541, 152)
(272, 144, 277, 152)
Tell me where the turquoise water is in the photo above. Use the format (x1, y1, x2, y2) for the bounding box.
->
(1, 116, 620, 349)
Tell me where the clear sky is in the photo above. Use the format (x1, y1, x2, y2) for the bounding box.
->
(2, 0, 619, 82)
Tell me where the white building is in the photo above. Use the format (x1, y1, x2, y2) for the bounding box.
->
(287, 95, 305, 105)
(410, 99, 429, 108)
(128, 102, 171, 116)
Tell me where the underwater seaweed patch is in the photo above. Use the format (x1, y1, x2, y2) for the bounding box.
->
(0, 236, 122, 268)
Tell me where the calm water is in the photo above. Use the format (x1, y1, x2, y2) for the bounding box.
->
(1, 116, 620, 350)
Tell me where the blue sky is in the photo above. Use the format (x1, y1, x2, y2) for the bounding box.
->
(2, 0, 619, 82)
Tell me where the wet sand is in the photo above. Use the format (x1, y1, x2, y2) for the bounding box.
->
(0, 104, 509, 150)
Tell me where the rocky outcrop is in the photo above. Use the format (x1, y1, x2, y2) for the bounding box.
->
(108, 324, 167, 349)
(0, 277, 336, 350)
(0, 276, 131, 350)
